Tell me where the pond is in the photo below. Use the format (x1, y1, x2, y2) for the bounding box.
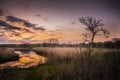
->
(0, 51, 47, 69)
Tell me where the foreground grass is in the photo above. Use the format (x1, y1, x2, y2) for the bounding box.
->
(0, 49, 120, 80)
(0, 64, 58, 80)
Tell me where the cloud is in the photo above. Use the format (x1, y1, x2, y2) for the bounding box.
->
(0, 14, 49, 40)
(23, 21, 36, 28)
(23, 28, 33, 33)
(6, 16, 46, 32)
(6, 16, 25, 22)
(6, 16, 44, 30)
(35, 14, 41, 17)
(23, 21, 46, 31)
(43, 18, 48, 22)
(34, 26, 45, 31)
(0, 20, 21, 30)
(12, 33, 20, 36)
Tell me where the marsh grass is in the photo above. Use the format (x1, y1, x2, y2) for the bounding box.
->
(0, 47, 120, 80)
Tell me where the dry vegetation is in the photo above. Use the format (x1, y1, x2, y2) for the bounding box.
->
(0, 47, 120, 80)
(29, 47, 120, 80)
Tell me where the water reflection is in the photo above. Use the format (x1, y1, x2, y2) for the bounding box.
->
(0, 51, 47, 69)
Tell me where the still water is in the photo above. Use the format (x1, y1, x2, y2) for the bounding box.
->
(0, 51, 47, 69)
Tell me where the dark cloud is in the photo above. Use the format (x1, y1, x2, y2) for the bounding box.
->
(6, 16, 25, 22)
(23, 28, 33, 33)
(3, 15, 46, 33)
(34, 26, 45, 31)
(43, 18, 48, 22)
(14, 33, 20, 36)
(6, 16, 46, 31)
(23, 21, 45, 31)
(23, 21, 36, 27)
(11, 32, 20, 36)
(0, 20, 21, 30)
(6, 16, 41, 30)
(35, 14, 41, 17)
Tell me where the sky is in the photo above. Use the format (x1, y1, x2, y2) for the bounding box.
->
(0, 0, 120, 43)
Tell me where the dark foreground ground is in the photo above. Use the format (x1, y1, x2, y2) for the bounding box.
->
(0, 48, 120, 80)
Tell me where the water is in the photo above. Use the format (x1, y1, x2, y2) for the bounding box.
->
(0, 51, 47, 69)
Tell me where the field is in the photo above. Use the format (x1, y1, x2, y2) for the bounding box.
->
(0, 47, 120, 80)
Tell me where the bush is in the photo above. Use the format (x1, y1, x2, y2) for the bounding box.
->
(33, 49, 48, 57)
(0, 48, 19, 63)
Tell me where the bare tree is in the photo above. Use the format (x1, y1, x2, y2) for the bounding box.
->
(49, 38, 59, 47)
(79, 16, 110, 47)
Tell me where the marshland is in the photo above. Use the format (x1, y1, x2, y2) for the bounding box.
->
(0, 0, 120, 80)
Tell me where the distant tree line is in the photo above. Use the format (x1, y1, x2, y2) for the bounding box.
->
(0, 38, 120, 49)
(90, 38, 120, 49)
(0, 44, 42, 48)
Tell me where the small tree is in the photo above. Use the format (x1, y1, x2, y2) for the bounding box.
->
(112, 38, 120, 49)
(49, 38, 59, 47)
(79, 16, 110, 47)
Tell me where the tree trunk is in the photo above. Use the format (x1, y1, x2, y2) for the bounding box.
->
(91, 34, 95, 47)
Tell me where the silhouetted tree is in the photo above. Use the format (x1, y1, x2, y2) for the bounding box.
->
(42, 42, 48, 47)
(49, 38, 59, 47)
(112, 38, 120, 49)
(79, 16, 110, 47)
(104, 41, 113, 48)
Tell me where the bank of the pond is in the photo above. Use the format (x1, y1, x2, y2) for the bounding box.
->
(0, 51, 47, 69)
(0, 48, 19, 64)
